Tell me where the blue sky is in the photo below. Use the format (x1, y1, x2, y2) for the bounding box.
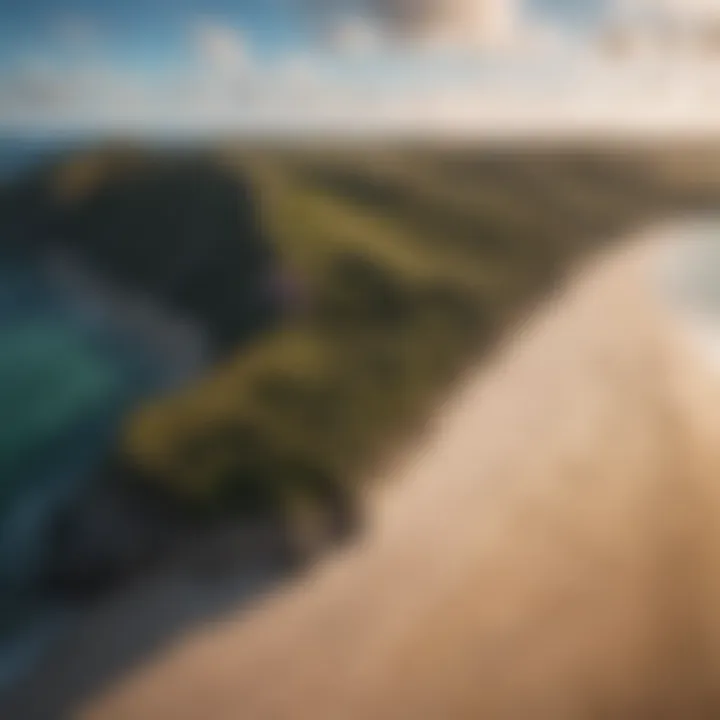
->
(0, 0, 718, 136)
(0, 0, 593, 72)
(0, 0, 300, 71)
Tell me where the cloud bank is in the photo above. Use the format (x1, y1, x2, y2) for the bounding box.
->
(364, 0, 519, 46)
(2, 3, 720, 137)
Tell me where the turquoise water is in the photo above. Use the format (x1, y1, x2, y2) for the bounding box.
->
(0, 135, 256, 686)
(0, 252, 175, 658)
(0, 322, 123, 496)
(0, 107, 211, 672)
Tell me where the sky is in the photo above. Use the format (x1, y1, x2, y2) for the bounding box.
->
(1, 0, 720, 136)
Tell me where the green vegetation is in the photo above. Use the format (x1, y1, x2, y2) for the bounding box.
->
(49, 151, 278, 347)
(107, 142, 720, 528)
(5, 141, 720, 536)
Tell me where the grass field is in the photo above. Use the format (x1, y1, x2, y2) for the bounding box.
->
(101, 142, 720, 535)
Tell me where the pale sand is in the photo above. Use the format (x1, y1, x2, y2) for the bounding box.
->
(85, 228, 720, 719)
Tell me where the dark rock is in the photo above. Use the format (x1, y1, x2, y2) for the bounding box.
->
(44, 479, 190, 601)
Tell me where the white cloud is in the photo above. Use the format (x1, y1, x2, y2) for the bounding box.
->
(327, 17, 384, 54)
(194, 21, 250, 75)
(638, 0, 720, 21)
(605, 0, 720, 56)
(4, 11, 720, 138)
(366, 0, 517, 41)
(314, 1, 524, 51)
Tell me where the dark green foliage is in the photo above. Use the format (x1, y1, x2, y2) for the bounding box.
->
(3, 149, 281, 349)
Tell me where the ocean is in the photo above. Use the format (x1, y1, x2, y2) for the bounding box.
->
(0, 134, 210, 687)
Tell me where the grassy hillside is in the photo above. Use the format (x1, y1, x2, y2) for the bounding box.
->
(112, 143, 720, 532)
